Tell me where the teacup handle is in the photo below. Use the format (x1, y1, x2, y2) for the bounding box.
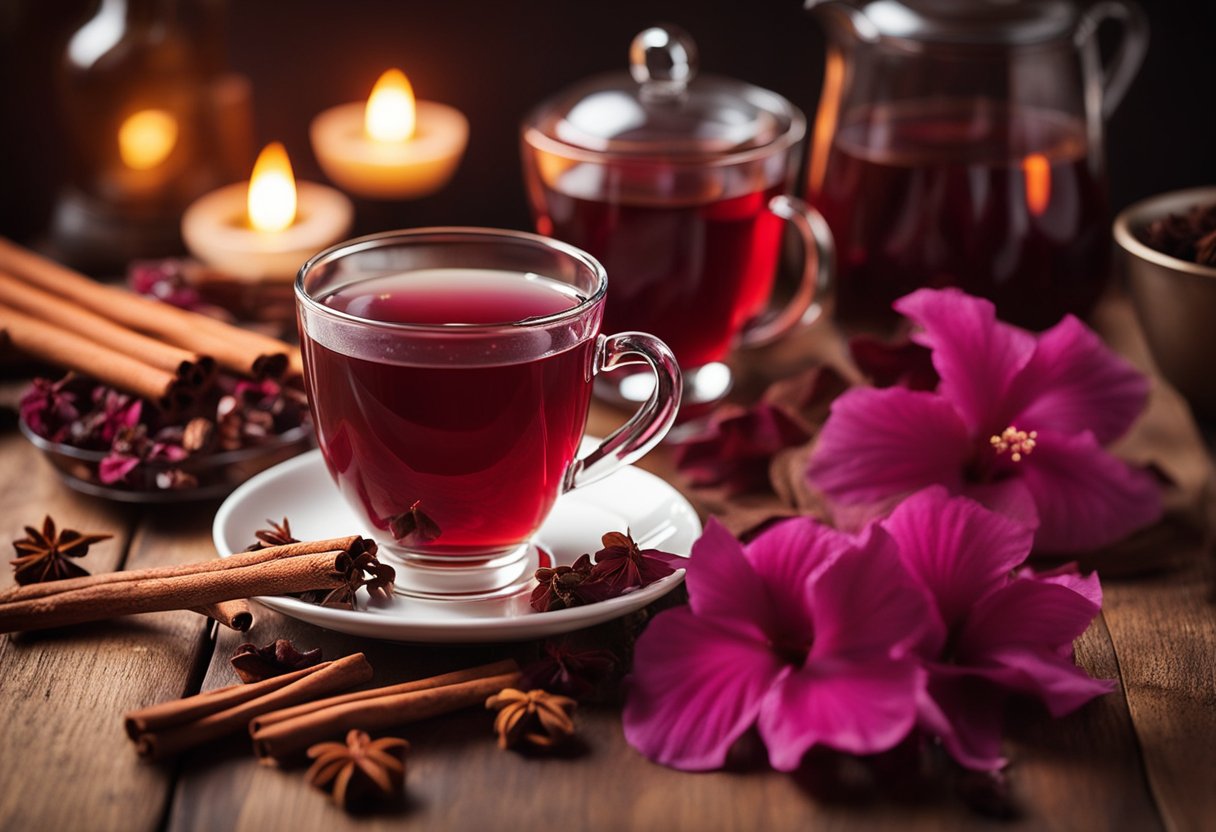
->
(563, 332, 683, 491)
(739, 194, 835, 348)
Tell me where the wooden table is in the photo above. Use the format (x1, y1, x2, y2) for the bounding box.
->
(1, 302, 1214, 832)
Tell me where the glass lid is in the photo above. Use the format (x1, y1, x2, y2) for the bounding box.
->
(524, 25, 799, 157)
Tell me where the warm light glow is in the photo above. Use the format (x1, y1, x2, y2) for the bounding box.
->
(364, 69, 416, 142)
(118, 109, 178, 170)
(808, 50, 844, 196)
(1023, 153, 1051, 217)
(247, 142, 297, 233)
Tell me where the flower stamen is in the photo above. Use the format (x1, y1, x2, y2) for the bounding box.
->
(990, 426, 1038, 462)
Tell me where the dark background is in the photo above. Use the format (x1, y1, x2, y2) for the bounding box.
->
(1, 0, 1214, 246)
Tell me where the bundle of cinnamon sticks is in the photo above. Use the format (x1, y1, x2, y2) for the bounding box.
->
(0, 237, 303, 411)
(251, 659, 521, 762)
(123, 657, 521, 762)
(0, 536, 376, 634)
(126, 653, 375, 761)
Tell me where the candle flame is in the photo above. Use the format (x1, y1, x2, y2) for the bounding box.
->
(1023, 153, 1051, 218)
(247, 142, 297, 233)
(365, 68, 416, 142)
(118, 109, 178, 170)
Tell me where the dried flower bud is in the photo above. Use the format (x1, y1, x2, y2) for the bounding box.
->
(230, 639, 322, 683)
(181, 417, 215, 453)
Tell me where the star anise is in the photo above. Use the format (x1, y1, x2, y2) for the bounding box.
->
(305, 730, 409, 810)
(297, 545, 395, 609)
(530, 554, 607, 612)
(485, 688, 577, 750)
(388, 501, 441, 546)
(587, 531, 678, 595)
(246, 517, 299, 551)
(230, 639, 322, 683)
(519, 637, 618, 699)
(10, 516, 111, 585)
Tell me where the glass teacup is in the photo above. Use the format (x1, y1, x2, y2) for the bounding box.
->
(296, 228, 681, 598)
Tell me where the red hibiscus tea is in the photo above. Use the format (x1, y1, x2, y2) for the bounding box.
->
(531, 170, 785, 370)
(301, 269, 595, 557)
(811, 102, 1108, 331)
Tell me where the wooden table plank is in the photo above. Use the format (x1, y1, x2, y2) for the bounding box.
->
(1102, 558, 1216, 832)
(0, 424, 213, 832)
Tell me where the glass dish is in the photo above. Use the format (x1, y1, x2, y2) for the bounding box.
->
(20, 416, 313, 504)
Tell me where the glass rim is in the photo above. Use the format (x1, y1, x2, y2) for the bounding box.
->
(295, 227, 609, 334)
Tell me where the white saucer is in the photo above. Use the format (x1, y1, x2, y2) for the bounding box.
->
(212, 445, 700, 643)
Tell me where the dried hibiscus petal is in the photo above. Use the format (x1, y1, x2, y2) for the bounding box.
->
(230, 638, 322, 683)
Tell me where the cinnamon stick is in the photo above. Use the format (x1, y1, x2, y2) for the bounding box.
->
(0, 237, 292, 378)
(252, 670, 522, 762)
(192, 599, 253, 631)
(125, 661, 330, 738)
(0, 550, 348, 633)
(134, 653, 374, 761)
(0, 536, 366, 604)
(0, 269, 215, 385)
(0, 303, 199, 411)
(249, 659, 519, 733)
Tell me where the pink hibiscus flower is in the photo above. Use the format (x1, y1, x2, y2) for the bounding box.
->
(881, 487, 1114, 770)
(622, 517, 934, 771)
(808, 288, 1162, 552)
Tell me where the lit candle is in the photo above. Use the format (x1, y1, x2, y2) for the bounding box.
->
(100, 108, 182, 200)
(181, 142, 353, 281)
(310, 69, 469, 200)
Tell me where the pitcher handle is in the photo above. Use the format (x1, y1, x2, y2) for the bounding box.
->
(739, 195, 835, 348)
(1077, 0, 1149, 117)
(564, 332, 682, 491)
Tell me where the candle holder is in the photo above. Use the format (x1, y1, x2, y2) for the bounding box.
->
(47, 0, 253, 273)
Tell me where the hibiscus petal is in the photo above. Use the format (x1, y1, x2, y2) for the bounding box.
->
(808, 387, 971, 515)
(894, 288, 1036, 433)
(961, 478, 1040, 532)
(1018, 430, 1163, 552)
(1010, 315, 1149, 445)
(743, 516, 856, 636)
(958, 578, 1100, 655)
(1020, 563, 1103, 608)
(809, 525, 943, 660)
(966, 646, 1116, 718)
(920, 669, 1009, 771)
(757, 659, 924, 768)
(622, 608, 786, 770)
(685, 519, 780, 641)
(882, 487, 1034, 630)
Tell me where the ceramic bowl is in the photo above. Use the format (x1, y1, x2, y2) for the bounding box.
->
(1113, 186, 1216, 421)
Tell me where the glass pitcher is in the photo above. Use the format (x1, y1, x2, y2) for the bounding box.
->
(805, 0, 1148, 330)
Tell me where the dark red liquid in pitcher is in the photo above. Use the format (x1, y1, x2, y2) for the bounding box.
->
(534, 173, 784, 369)
(812, 102, 1109, 330)
(302, 270, 594, 556)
